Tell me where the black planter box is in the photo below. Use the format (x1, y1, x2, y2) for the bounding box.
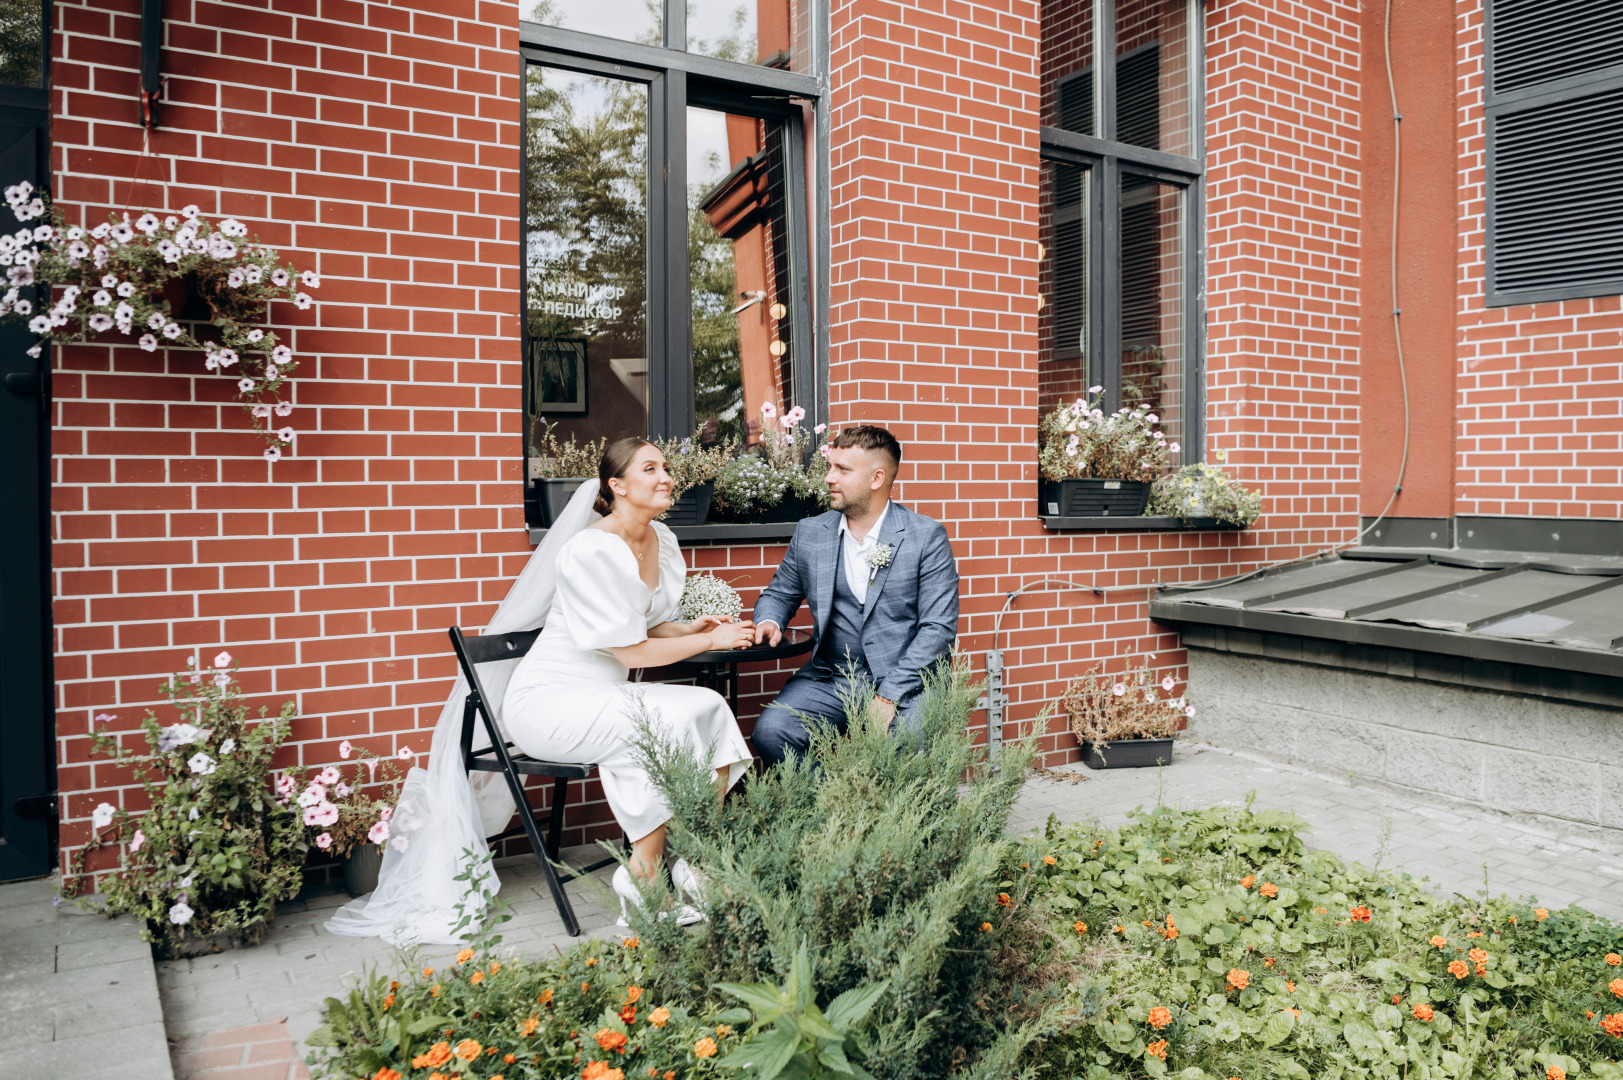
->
(1078, 737, 1175, 769)
(533, 477, 592, 525)
(1041, 478, 1150, 517)
(661, 481, 714, 526)
(715, 492, 824, 524)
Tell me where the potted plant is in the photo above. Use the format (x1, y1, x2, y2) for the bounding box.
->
(1059, 662, 1195, 769)
(677, 572, 744, 623)
(1147, 458, 1263, 527)
(1037, 388, 1178, 516)
(713, 404, 832, 523)
(528, 417, 606, 526)
(654, 427, 738, 526)
(280, 743, 405, 897)
(60, 652, 306, 958)
(0, 184, 317, 460)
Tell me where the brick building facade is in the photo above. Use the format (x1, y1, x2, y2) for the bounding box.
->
(4, 0, 1620, 883)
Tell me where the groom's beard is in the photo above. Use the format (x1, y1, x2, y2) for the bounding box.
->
(832, 489, 870, 517)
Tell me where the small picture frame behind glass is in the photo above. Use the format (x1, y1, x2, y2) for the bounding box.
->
(532, 338, 589, 415)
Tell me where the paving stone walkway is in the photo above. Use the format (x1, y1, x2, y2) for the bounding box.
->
(6, 739, 1622, 1078)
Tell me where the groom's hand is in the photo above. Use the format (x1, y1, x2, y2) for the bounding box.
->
(753, 621, 783, 647)
(870, 696, 896, 727)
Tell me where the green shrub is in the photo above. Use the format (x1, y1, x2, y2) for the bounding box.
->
(1014, 798, 1623, 1079)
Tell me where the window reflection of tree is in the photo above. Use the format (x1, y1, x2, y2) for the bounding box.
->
(0, 0, 44, 89)
(524, 67, 650, 450)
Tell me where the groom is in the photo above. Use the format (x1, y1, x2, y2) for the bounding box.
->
(749, 425, 960, 765)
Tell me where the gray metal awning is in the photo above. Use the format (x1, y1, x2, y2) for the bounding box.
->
(1149, 547, 1623, 678)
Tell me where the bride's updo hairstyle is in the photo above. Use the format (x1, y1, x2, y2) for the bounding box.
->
(595, 436, 655, 515)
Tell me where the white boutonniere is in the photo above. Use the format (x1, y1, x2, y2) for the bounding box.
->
(864, 542, 894, 583)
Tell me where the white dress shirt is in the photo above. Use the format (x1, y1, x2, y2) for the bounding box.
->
(839, 501, 890, 606)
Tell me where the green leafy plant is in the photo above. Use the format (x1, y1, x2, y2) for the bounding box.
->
(1147, 462, 1263, 527)
(656, 426, 740, 502)
(716, 941, 888, 1080)
(0, 182, 315, 458)
(1038, 389, 1175, 483)
(60, 651, 305, 953)
(714, 404, 831, 517)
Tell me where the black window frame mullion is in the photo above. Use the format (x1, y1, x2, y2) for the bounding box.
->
(1095, 0, 1116, 143)
(518, 22, 820, 99)
(656, 69, 689, 439)
(664, 0, 686, 52)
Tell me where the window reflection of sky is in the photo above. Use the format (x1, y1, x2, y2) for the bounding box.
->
(527, 0, 660, 46)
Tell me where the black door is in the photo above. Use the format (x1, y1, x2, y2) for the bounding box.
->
(0, 67, 54, 879)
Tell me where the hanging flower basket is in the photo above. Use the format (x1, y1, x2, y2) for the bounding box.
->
(0, 181, 319, 460)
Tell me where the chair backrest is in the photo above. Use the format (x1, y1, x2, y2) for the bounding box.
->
(448, 627, 541, 762)
(455, 627, 541, 666)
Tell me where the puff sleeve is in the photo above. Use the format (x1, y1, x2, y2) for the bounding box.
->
(556, 533, 649, 650)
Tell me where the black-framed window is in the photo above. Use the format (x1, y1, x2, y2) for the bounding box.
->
(1039, 0, 1203, 466)
(520, 0, 824, 505)
(1484, 0, 1623, 307)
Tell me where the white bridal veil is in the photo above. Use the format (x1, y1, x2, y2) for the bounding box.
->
(326, 479, 601, 944)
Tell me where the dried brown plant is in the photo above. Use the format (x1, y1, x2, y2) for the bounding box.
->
(1060, 662, 1188, 744)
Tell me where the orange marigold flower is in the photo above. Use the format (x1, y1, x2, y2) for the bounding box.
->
(1260, 883, 1278, 898)
(1412, 1003, 1434, 1021)
(1226, 969, 1250, 991)
(1609, 978, 1623, 998)
(1448, 960, 1469, 979)
(585, 957, 600, 967)
(1043, 855, 1056, 865)
(1604, 1012, 1623, 1038)
(581, 1063, 624, 1080)
(1163, 915, 1178, 940)
(1509, 915, 1517, 924)
(390, 980, 399, 990)
(471, 971, 485, 986)
(1467, 931, 1484, 939)
(1286, 980, 1296, 993)
(624, 986, 643, 1005)
(540, 989, 555, 1006)
(716, 1025, 733, 1037)
(1073, 921, 1088, 935)
(648, 1071, 658, 1078)
(1284, 1007, 1300, 1019)
(1391, 994, 1402, 1004)
(619, 1007, 636, 1025)
(382, 993, 395, 1010)
(1240, 876, 1254, 889)
(997, 893, 1013, 907)
(1475, 964, 1487, 977)
(1145, 1039, 1169, 1061)
(1468, 949, 1488, 964)
(980, 922, 992, 932)
(1263, 957, 1275, 968)
(1349, 906, 1372, 922)
(456, 949, 475, 965)
(1587, 1011, 1595, 1019)
(1430, 935, 1448, 948)
(372, 1070, 403, 1080)
(1141, 920, 1153, 927)
(1548, 1067, 1566, 1080)
(595, 1029, 628, 1054)
(1607, 953, 1623, 966)
(491, 962, 502, 973)
(695, 1037, 719, 1058)
(455, 1040, 481, 1061)
(413, 1043, 453, 1069)
(622, 937, 639, 949)
(1535, 909, 1549, 921)
(1147, 1007, 1173, 1029)
(1114, 925, 1125, 933)
(582, 983, 591, 993)
(430, 984, 441, 997)
(422, 968, 434, 978)
(518, 1013, 538, 1038)
(649, 1007, 670, 1028)
(665, 1073, 676, 1080)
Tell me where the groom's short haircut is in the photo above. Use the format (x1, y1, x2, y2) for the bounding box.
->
(831, 425, 901, 477)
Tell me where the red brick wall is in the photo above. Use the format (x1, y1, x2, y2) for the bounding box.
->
(1451, 0, 1623, 519)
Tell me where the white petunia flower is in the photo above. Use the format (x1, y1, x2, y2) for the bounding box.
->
(264, 446, 281, 462)
(187, 752, 217, 776)
(293, 292, 313, 310)
(136, 213, 160, 233)
(92, 290, 111, 307)
(218, 218, 246, 237)
(220, 738, 235, 754)
(368, 820, 390, 845)
(273, 401, 293, 416)
(110, 222, 134, 244)
(271, 345, 291, 362)
(147, 311, 166, 329)
(138, 334, 158, 352)
(162, 322, 183, 339)
(117, 282, 135, 298)
(212, 651, 229, 669)
(91, 802, 116, 829)
(226, 269, 244, 288)
(237, 378, 255, 393)
(12, 298, 27, 315)
(168, 901, 194, 926)
(298, 782, 327, 807)
(300, 270, 320, 288)
(88, 313, 113, 332)
(251, 404, 272, 419)
(339, 739, 352, 759)
(276, 427, 294, 442)
(27, 315, 48, 333)
(216, 349, 238, 368)
(244, 265, 262, 283)
(181, 204, 200, 219)
(270, 268, 290, 286)
(246, 328, 263, 342)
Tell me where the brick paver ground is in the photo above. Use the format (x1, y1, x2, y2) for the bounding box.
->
(8, 739, 1621, 1078)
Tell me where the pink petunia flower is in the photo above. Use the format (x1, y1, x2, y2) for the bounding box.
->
(1112, 683, 1126, 697)
(130, 829, 145, 852)
(368, 820, 390, 845)
(315, 832, 333, 850)
(339, 739, 352, 759)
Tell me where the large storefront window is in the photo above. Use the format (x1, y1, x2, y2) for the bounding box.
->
(521, 1, 821, 520)
(1039, 0, 1202, 468)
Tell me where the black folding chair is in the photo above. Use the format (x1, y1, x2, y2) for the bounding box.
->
(448, 626, 620, 936)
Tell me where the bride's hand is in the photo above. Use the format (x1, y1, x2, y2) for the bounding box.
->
(688, 615, 727, 634)
(706, 620, 756, 651)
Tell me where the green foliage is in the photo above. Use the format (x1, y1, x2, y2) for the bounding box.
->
(1038, 389, 1172, 484)
(713, 417, 831, 517)
(1148, 463, 1263, 527)
(630, 659, 1054, 1080)
(656, 427, 741, 502)
(716, 941, 887, 1080)
(1018, 797, 1623, 1079)
(61, 656, 305, 953)
(530, 415, 608, 479)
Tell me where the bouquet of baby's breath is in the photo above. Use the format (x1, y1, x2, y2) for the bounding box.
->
(1060, 662, 1194, 743)
(529, 416, 605, 478)
(1148, 461, 1263, 527)
(677, 573, 743, 623)
(1038, 388, 1177, 483)
(654, 427, 738, 501)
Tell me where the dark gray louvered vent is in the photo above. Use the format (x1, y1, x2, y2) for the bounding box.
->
(1050, 164, 1087, 360)
(1490, 87, 1623, 300)
(1490, 0, 1623, 94)
(1120, 176, 1160, 343)
(1057, 71, 1093, 136)
(1116, 46, 1160, 150)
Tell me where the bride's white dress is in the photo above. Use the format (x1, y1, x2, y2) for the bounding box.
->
(503, 522, 752, 841)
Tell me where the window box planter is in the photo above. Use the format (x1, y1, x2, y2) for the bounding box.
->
(532, 477, 591, 526)
(1040, 478, 1150, 517)
(661, 481, 714, 527)
(713, 493, 824, 525)
(341, 842, 383, 898)
(1078, 737, 1176, 769)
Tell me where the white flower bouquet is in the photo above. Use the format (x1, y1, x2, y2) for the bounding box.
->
(678, 573, 744, 623)
(1038, 387, 1176, 483)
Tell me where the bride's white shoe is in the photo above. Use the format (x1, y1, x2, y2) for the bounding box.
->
(613, 864, 705, 927)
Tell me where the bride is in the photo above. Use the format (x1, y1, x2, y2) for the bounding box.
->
(326, 438, 753, 943)
(503, 437, 755, 917)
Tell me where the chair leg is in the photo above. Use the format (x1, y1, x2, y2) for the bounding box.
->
(506, 774, 583, 937)
(546, 776, 569, 861)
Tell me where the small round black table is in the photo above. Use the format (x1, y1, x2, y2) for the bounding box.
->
(680, 627, 814, 715)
